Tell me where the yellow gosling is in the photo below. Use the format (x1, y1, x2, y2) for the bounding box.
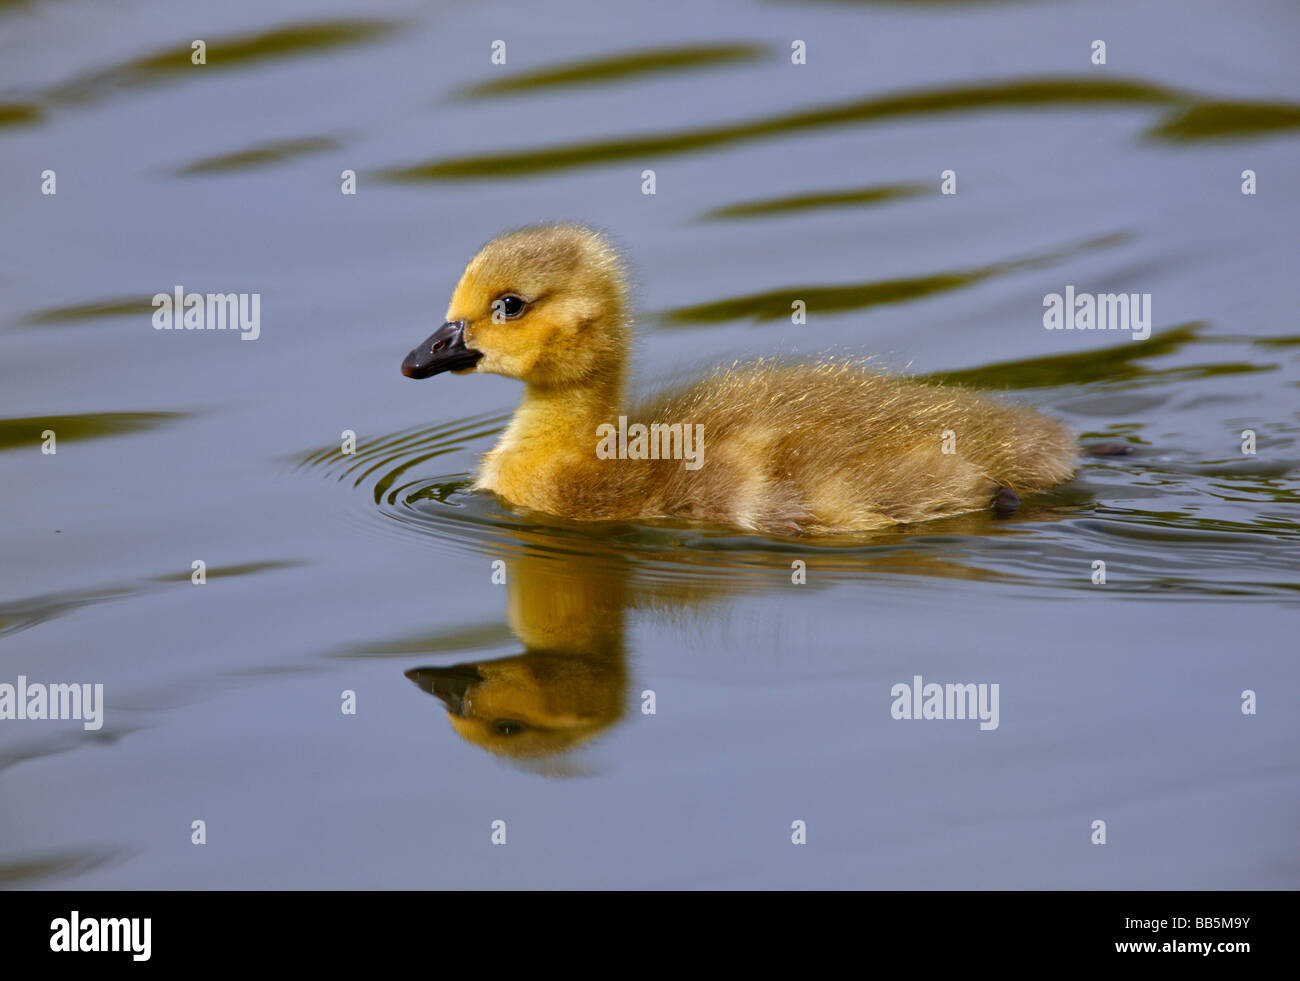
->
(401, 224, 1077, 535)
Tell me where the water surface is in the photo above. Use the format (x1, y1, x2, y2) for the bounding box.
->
(1, 0, 1297, 888)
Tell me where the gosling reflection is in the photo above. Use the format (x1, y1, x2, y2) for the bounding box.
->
(403, 503, 1078, 765)
(405, 552, 628, 761)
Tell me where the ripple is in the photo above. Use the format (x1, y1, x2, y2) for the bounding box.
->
(299, 384, 1300, 602)
(301, 409, 1041, 574)
(297, 411, 510, 503)
(298, 406, 1140, 600)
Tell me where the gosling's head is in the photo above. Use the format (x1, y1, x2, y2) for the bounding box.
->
(405, 649, 625, 761)
(401, 223, 629, 388)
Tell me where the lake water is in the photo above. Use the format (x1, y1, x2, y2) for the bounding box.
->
(2, 0, 1297, 888)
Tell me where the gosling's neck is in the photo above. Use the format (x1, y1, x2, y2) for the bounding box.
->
(478, 369, 625, 492)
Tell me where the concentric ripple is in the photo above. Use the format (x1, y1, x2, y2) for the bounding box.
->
(295, 395, 1300, 601)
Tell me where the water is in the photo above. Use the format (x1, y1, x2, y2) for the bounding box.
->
(1, 0, 1297, 888)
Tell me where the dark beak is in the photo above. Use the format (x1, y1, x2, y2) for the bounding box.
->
(401, 320, 482, 378)
(405, 665, 484, 716)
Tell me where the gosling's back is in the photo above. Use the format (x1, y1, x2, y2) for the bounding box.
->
(532, 359, 1077, 535)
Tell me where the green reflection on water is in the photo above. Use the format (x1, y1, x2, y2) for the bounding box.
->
(379, 76, 1182, 179)
(0, 101, 42, 128)
(175, 136, 341, 175)
(147, 560, 304, 583)
(1146, 100, 1300, 142)
(1254, 335, 1300, 347)
(662, 232, 1123, 325)
(0, 412, 183, 452)
(22, 296, 154, 326)
(924, 323, 1206, 389)
(0, 849, 125, 885)
(48, 19, 397, 104)
(458, 43, 769, 98)
(700, 182, 926, 219)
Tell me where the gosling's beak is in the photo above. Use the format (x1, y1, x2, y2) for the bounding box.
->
(401, 320, 482, 378)
(405, 665, 484, 717)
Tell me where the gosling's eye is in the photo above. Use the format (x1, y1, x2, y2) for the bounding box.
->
(492, 719, 527, 736)
(492, 295, 527, 321)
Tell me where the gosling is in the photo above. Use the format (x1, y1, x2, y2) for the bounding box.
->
(401, 224, 1076, 535)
